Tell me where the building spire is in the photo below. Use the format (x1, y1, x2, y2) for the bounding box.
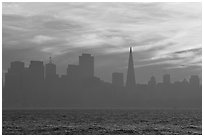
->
(126, 47, 136, 88)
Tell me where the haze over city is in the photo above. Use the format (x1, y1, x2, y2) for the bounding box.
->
(2, 2, 202, 135)
(3, 2, 201, 83)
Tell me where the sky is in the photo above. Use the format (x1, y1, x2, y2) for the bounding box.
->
(2, 2, 202, 83)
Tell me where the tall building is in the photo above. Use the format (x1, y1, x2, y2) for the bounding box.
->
(163, 74, 171, 84)
(4, 61, 25, 107)
(9, 61, 25, 73)
(126, 47, 136, 88)
(112, 72, 124, 87)
(29, 61, 44, 81)
(5, 61, 25, 88)
(79, 53, 94, 79)
(67, 64, 80, 80)
(45, 57, 57, 80)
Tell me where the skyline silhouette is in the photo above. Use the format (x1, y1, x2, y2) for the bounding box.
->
(3, 47, 202, 109)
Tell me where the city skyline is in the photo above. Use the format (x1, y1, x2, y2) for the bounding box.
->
(2, 2, 202, 83)
(4, 47, 201, 86)
(3, 48, 201, 109)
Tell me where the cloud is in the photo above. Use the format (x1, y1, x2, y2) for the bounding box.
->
(30, 35, 56, 44)
(136, 47, 201, 70)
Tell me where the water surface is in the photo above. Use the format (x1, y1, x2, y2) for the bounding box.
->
(2, 109, 202, 135)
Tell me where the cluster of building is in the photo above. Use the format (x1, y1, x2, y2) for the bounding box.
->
(4, 47, 201, 89)
(3, 47, 201, 108)
(5, 53, 94, 85)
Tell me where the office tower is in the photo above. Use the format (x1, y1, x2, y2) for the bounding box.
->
(126, 47, 136, 88)
(112, 72, 124, 87)
(163, 74, 171, 84)
(5, 61, 25, 88)
(29, 61, 44, 81)
(4, 61, 25, 107)
(67, 64, 80, 80)
(189, 75, 200, 87)
(10, 61, 25, 73)
(45, 57, 57, 80)
(148, 76, 156, 87)
(79, 53, 94, 79)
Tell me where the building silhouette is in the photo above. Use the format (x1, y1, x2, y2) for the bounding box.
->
(4, 61, 25, 91)
(112, 72, 124, 87)
(79, 53, 94, 79)
(45, 57, 57, 80)
(67, 64, 80, 80)
(66, 53, 94, 81)
(5, 61, 25, 86)
(4, 61, 25, 107)
(126, 47, 136, 88)
(29, 61, 44, 81)
(2, 48, 202, 109)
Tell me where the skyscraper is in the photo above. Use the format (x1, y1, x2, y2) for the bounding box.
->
(10, 61, 25, 73)
(5, 61, 25, 88)
(45, 57, 57, 80)
(126, 47, 136, 88)
(4, 61, 25, 107)
(79, 53, 94, 79)
(67, 64, 80, 80)
(29, 61, 44, 81)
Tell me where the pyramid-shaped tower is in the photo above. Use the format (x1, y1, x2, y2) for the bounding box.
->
(126, 47, 136, 88)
